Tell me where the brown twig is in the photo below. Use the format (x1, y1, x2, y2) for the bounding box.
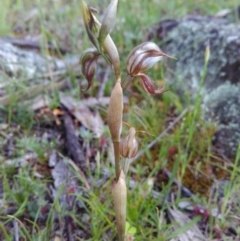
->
(13, 219, 19, 241)
(63, 112, 86, 172)
(66, 216, 75, 241)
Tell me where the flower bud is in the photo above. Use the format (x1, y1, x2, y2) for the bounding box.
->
(126, 42, 175, 76)
(80, 48, 99, 91)
(81, 0, 101, 50)
(99, 0, 118, 45)
(120, 127, 138, 158)
(103, 35, 120, 78)
(112, 170, 126, 241)
(204, 40, 211, 65)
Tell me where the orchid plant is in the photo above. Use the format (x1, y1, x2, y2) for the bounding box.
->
(80, 0, 174, 240)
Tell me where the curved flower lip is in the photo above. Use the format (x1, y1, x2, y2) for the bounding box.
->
(81, 58, 97, 91)
(80, 48, 100, 91)
(126, 41, 176, 76)
(138, 73, 167, 95)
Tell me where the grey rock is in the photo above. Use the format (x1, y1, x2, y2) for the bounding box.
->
(0, 40, 79, 98)
(0, 40, 50, 79)
(151, 15, 240, 158)
(153, 16, 240, 93)
(0, 39, 76, 79)
(203, 82, 240, 158)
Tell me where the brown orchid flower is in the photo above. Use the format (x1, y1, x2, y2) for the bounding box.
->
(124, 42, 176, 94)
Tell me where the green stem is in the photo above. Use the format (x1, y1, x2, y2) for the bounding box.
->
(122, 74, 133, 91)
(119, 234, 126, 241)
(113, 141, 121, 180)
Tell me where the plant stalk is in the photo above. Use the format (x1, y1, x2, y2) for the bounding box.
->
(113, 141, 121, 179)
(122, 74, 133, 91)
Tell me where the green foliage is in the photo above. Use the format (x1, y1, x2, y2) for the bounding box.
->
(0, 0, 239, 240)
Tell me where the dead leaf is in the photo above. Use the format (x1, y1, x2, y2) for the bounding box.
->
(29, 94, 50, 111)
(167, 205, 206, 241)
(59, 92, 104, 137)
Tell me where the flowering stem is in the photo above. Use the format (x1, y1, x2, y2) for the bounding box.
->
(113, 141, 121, 179)
(122, 74, 133, 91)
(100, 50, 112, 66)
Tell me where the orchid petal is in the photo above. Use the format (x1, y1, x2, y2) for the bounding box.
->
(126, 42, 176, 76)
(80, 49, 99, 91)
(139, 55, 163, 72)
(138, 73, 167, 95)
